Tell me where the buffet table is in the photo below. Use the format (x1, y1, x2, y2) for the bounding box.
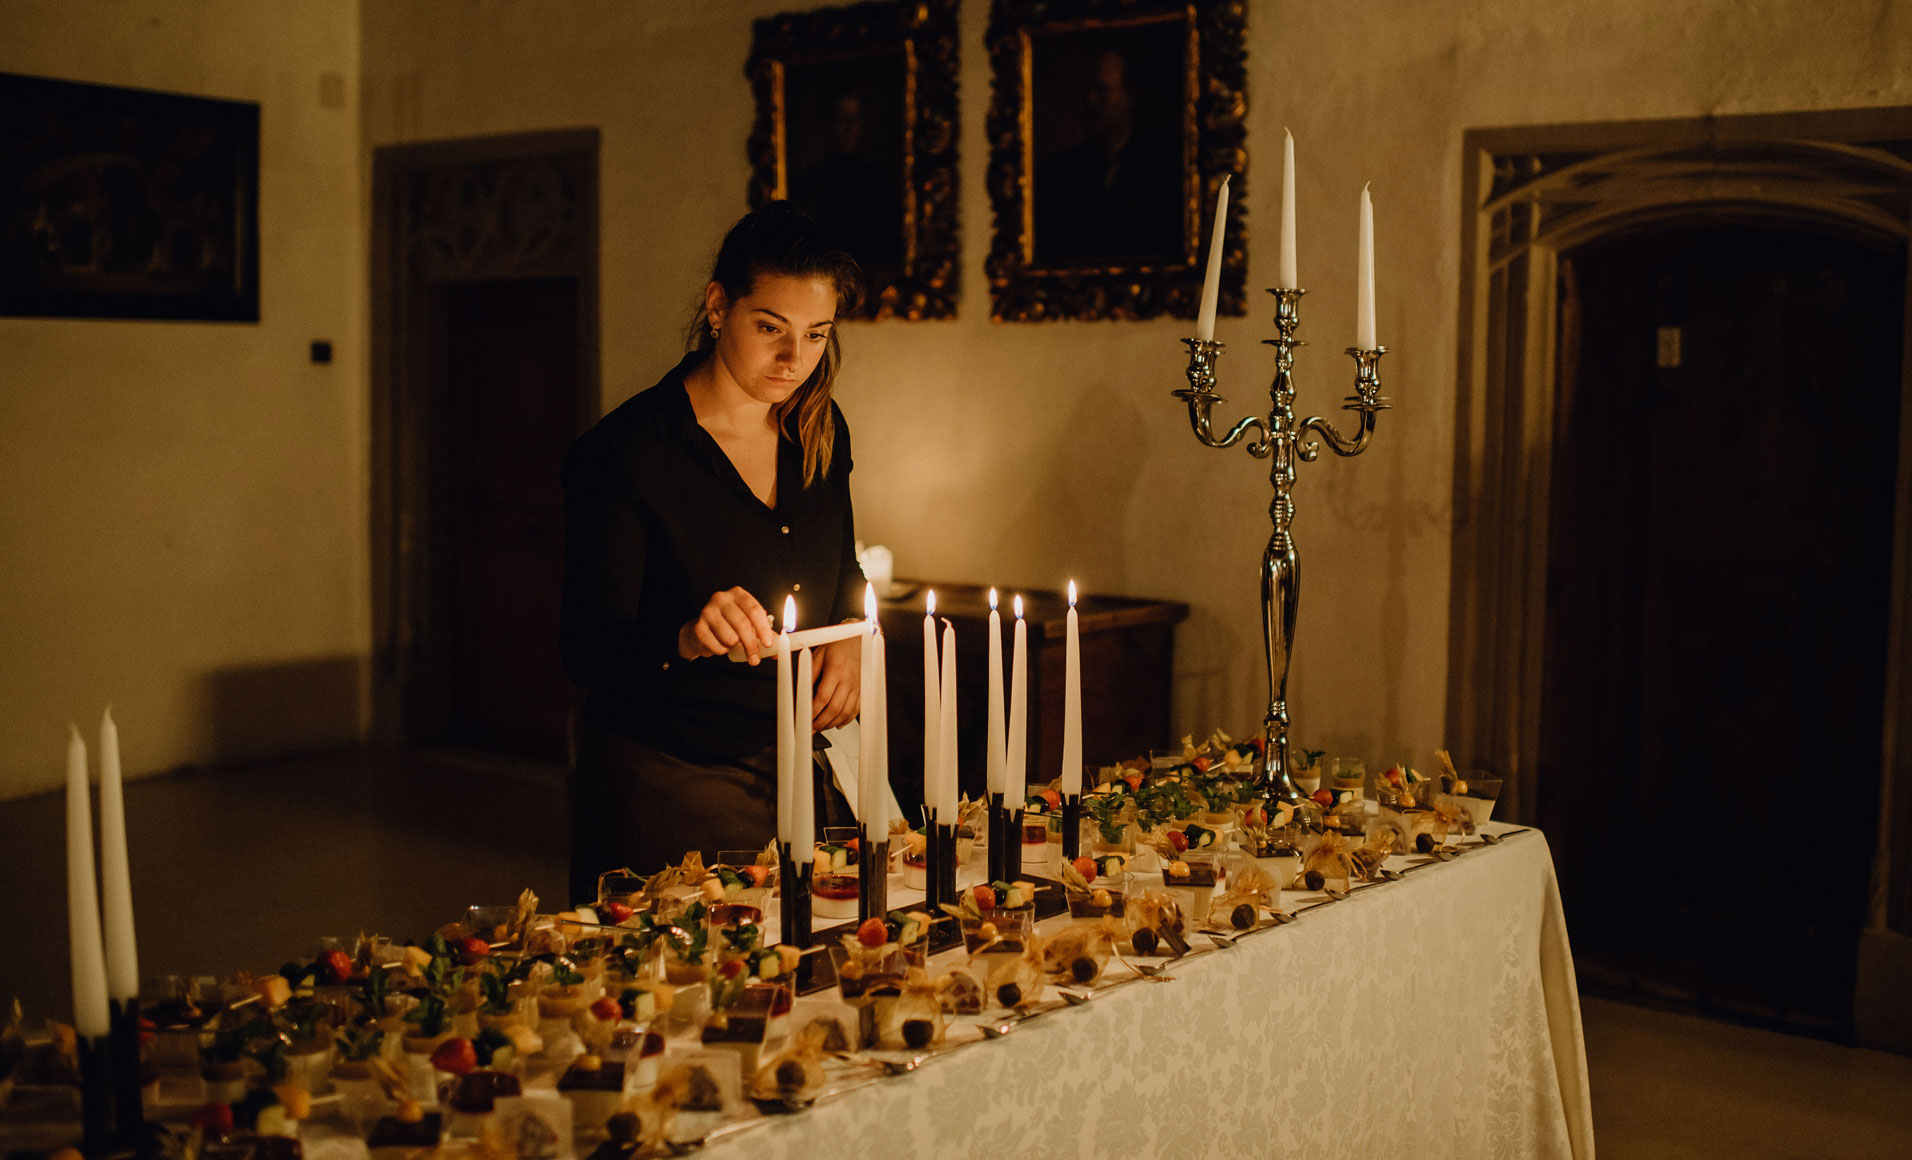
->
(705, 826, 1593, 1160)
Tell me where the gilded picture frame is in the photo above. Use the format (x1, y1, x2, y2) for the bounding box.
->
(984, 0, 1247, 322)
(0, 72, 260, 322)
(746, 0, 960, 321)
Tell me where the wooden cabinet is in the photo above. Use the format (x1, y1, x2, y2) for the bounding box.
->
(874, 580, 1187, 819)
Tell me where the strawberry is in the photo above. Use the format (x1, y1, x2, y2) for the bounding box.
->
(743, 865, 773, 887)
(1193, 756, 1211, 772)
(320, 949, 354, 985)
(1167, 830, 1189, 853)
(718, 958, 748, 980)
(191, 1102, 234, 1139)
(844, 838, 859, 854)
(601, 901, 635, 924)
(459, 937, 490, 964)
(428, 1037, 478, 1076)
(1123, 773, 1144, 792)
(1041, 789, 1062, 811)
(588, 997, 621, 1023)
(1312, 788, 1334, 807)
(1072, 857, 1097, 880)
(855, 918, 889, 948)
(971, 884, 997, 911)
(1385, 766, 1404, 784)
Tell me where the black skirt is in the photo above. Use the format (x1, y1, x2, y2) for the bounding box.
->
(568, 718, 854, 904)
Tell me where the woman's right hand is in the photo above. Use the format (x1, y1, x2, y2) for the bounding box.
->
(678, 587, 778, 665)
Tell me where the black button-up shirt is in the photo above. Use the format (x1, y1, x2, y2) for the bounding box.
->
(560, 353, 864, 763)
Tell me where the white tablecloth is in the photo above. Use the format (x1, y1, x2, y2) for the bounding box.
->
(703, 826, 1594, 1160)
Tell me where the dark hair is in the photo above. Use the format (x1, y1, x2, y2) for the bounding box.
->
(686, 201, 861, 487)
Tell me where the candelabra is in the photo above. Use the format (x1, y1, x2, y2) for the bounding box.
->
(1172, 287, 1390, 803)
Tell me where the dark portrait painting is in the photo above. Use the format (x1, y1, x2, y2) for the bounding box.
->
(747, 0, 960, 321)
(985, 0, 1245, 322)
(1028, 19, 1188, 266)
(0, 72, 259, 321)
(783, 51, 908, 272)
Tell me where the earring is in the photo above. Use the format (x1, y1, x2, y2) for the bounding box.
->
(710, 323, 721, 341)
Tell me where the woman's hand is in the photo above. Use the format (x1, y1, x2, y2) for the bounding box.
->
(678, 587, 777, 664)
(811, 634, 862, 730)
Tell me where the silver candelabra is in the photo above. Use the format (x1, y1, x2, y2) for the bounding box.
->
(1173, 287, 1391, 803)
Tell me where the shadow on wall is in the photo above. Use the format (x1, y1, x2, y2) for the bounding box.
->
(997, 382, 1148, 592)
(200, 656, 363, 763)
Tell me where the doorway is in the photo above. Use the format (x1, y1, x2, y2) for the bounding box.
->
(371, 131, 599, 765)
(1541, 223, 1905, 1031)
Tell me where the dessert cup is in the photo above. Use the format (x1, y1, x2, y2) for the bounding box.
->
(810, 871, 860, 920)
(1439, 771, 1502, 828)
(442, 1068, 521, 1139)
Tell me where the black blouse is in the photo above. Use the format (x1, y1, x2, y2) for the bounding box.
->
(559, 352, 865, 763)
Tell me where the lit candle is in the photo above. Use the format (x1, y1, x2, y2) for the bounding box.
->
(1196, 175, 1230, 342)
(98, 707, 137, 1002)
(860, 585, 880, 826)
(986, 589, 1004, 797)
(66, 725, 109, 1038)
(922, 591, 940, 817)
(937, 620, 958, 820)
(1062, 582, 1082, 798)
(1279, 129, 1297, 289)
(776, 599, 796, 846)
(794, 643, 815, 856)
(1008, 596, 1027, 790)
(1357, 182, 1377, 350)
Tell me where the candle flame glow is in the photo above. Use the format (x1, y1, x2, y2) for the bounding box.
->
(783, 595, 797, 633)
(1068, 580, 1077, 607)
(989, 587, 998, 611)
(926, 589, 936, 616)
(1014, 594, 1024, 618)
(865, 582, 878, 621)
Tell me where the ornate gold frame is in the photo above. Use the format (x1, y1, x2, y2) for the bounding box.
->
(984, 0, 1247, 322)
(746, 0, 960, 321)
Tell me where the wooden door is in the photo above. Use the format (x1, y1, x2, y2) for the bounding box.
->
(1542, 223, 1905, 1032)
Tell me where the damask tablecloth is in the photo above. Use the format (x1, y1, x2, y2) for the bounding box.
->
(702, 827, 1593, 1160)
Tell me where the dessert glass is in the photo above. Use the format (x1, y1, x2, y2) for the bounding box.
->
(1438, 771, 1503, 828)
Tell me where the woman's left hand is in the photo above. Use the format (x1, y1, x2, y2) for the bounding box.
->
(811, 634, 862, 730)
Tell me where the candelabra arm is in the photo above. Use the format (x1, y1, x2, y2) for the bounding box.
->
(1175, 339, 1272, 457)
(1298, 346, 1391, 461)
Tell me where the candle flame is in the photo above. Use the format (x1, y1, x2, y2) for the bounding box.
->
(989, 587, 998, 611)
(1068, 580, 1077, 607)
(926, 589, 936, 616)
(865, 582, 878, 621)
(1014, 594, 1024, 618)
(783, 595, 797, 633)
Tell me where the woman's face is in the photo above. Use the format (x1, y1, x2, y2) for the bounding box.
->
(708, 273, 837, 406)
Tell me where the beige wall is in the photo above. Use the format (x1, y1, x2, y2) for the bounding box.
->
(0, 1, 367, 798)
(362, 0, 1912, 772)
(5, 0, 1906, 798)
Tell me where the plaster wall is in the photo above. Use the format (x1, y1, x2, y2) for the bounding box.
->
(0, 0, 368, 798)
(362, 0, 1912, 774)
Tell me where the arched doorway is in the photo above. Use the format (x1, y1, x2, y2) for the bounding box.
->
(1448, 111, 1912, 1038)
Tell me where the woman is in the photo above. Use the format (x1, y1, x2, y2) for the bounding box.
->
(560, 202, 866, 899)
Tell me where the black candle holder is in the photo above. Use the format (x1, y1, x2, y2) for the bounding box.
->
(930, 822, 959, 908)
(778, 843, 812, 950)
(986, 792, 1006, 883)
(1062, 794, 1083, 859)
(856, 827, 889, 922)
(108, 997, 143, 1152)
(78, 1032, 113, 1156)
(1005, 805, 1026, 879)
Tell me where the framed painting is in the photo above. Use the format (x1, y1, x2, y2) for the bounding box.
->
(0, 72, 260, 322)
(746, 0, 960, 320)
(985, 0, 1247, 322)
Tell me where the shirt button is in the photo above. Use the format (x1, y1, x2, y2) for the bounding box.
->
(661, 661, 670, 671)
(792, 583, 802, 592)
(781, 526, 790, 534)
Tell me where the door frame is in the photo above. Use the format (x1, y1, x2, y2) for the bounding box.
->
(1446, 108, 1912, 948)
(369, 128, 600, 750)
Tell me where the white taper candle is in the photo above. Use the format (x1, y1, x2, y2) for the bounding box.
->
(66, 725, 109, 1038)
(1196, 176, 1231, 341)
(98, 707, 137, 1002)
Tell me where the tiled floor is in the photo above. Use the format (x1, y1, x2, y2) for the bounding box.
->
(4, 749, 1909, 1155)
